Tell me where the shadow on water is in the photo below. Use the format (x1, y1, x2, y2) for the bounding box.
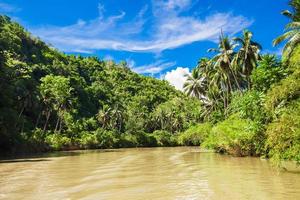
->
(0, 158, 51, 163)
(0, 148, 124, 163)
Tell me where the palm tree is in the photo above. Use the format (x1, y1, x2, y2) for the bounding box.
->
(233, 30, 262, 88)
(196, 58, 211, 80)
(97, 105, 112, 129)
(97, 104, 125, 132)
(195, 58, 212, 93)
(183, 68, 205, 100)
(195, 58, 226, 111)
(208, 33, 242, 92)
(111, 104, 124, 132)
(273, 0, 300, 57)
(207, 33, 244, 109)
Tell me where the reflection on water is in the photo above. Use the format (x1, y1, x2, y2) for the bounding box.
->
(0, 147, 299, 200)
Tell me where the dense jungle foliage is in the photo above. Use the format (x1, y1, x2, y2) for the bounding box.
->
(0, 15, 202, 153)
(180, 0, 300, 165)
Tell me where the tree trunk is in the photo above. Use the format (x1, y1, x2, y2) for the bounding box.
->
(227, 78, 233, 94)
(58, 118, 63, 133)
(55, 117, 60, 132)
(229, 65, 242, 92)
(18, 105, 25, 120)
(54, 107, 61, 132)
(247, 76, 251, 89)
(43, 110, 51, 132)
(15, 105, 25, 129)
(35, 111, 41, 129)
(222, 91, 227, 110)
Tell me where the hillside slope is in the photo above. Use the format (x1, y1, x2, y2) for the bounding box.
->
(0, 16, 202, 153)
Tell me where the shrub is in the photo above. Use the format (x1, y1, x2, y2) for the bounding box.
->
(79, 132, 98, 149)
(266, 99, 300, 165)
(119, 131, 157, 147)
(251, 54, 286, 93)
(265, 68, 300, 114)
(203, 115, 263, 156)
(206, 109, 225, 124)
(285, 45, 300, 68)
(21, 128, 49, 152)
(94, 128, 119, 148)
(229, 90, 267, 123)
(151, 130, 177, 146)
(177, 123, 212, 146)
(135, 131, 157, 147)
(29, 128, 47, 144)
(45, 133, 71, 150)
(119, 133, 139, 147)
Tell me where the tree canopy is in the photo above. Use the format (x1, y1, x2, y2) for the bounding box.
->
(0, 15, 201, 153)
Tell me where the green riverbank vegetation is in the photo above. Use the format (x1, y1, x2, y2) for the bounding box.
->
(179, 0, 300, 165)
(0, 0, 299, 167)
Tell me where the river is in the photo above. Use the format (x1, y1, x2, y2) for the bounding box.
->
(0, 147, 299, 200)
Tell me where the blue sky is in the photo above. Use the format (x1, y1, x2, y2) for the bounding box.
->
(0, 0, 290, 90)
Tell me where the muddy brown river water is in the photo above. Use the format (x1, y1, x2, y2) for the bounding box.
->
(0, 147, 299, 200)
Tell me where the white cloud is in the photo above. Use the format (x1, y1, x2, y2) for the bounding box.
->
(29, 0, 252, 53)
(0, 2, 20, 13)
(164, 67, 190, 91)
(97, 3, 105, 19)
(152, 0, 192, 14)
(130, 60, 176, 74)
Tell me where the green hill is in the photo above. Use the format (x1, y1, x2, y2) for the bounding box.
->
(0, 16, 201, 153)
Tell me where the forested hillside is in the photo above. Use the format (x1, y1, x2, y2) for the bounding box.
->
(0, 15, 201, 153)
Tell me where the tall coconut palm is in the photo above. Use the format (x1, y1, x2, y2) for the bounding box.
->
(273, 0, 300, 57)
(208, 33, 242, 92)
(186, 58, 223, 111)
(196, 58, 211, 92)
(183, 68, 205, 100)
(233, 30, 262, 88)
(97, 105, 112, 129)
(196, 58, 211, 80)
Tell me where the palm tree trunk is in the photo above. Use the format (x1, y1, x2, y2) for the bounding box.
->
(227, 78, 233, 94)
(58, 118, 63, 133)
(225, 83, 230, 110)
(222, 92, 226, 110)
(229, 67, 242, 91)
(15, 104, 25, 129)
(225, 91, 229, 116)
(43, 109, 51, 132)
(35, 111, 41, 129)
(247, 76, 251, 89)
(54, 106, 61, 132)
(18, 105, 25, 120)
(55, 117, 60, 132)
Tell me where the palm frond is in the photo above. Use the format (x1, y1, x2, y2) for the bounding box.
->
(281, 10, 293, 19)
(232, 37, 245, 45)
(207, 48, 219, 53)
(251, 41, 263, 50)
(285, 21, 300, 30)
(283, 32, 300, 57)
(273, 30, 298, 46)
